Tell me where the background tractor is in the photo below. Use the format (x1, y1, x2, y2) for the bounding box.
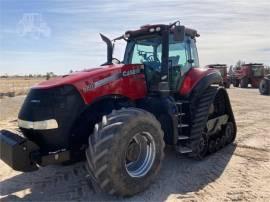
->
(231, 63, 265, 88)
(0, 21, 237, 197)
(205, 64, 230, 88)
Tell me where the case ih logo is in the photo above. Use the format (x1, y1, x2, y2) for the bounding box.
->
(82, 67, 142, 93)
(122, 68, 141, 77)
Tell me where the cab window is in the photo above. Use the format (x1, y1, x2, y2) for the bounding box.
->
(190, 39, 199, 67)
(169, 37, 189, 73)
(131, 44, 154, 64)
(167, 35, 189, 90)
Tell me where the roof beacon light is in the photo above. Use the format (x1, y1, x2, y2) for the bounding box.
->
(149, 28, 155, 33)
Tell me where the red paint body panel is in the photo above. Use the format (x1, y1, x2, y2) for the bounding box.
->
(34, 64, 147, 104)
(179, 68, 219, 95)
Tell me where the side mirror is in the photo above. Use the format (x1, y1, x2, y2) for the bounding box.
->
(173, 26, 185, 42)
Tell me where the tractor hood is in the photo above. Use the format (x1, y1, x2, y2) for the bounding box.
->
(32, 63, 146, 104)
(34, 64, 128, 89)
(18, 63, 144, 151)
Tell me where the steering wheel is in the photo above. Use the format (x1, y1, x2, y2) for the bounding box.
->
(146, 55, 155, 62)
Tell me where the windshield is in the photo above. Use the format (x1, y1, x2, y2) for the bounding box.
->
(124, 35, 162, 70)
(218, 68, 225, 77)
(124, 35, 191, 69)
(252, 66, 264, 77)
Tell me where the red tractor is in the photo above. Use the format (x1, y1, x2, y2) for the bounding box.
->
(0, 21, 237, 197)
(231, 63, 265, 88)
(205, 64, 230, 88)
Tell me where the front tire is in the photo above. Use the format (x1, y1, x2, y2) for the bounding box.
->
(85, 108, 165, 196)
(224, 81, 230, 88)
(259, 79, 270, 95)
(240, 78, 248, 88)
(233, 79, 240, 87)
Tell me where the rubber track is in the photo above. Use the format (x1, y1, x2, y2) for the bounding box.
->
(188, 86, 218, 158)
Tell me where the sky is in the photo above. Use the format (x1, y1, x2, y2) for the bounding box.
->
(0, 0, 270, 75)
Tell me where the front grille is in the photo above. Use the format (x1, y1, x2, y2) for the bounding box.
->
(18, 85, 85, 152)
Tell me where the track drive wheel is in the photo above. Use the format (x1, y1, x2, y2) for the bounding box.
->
(85, 108, 165, 196)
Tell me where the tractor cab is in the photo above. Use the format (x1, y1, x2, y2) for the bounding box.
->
(101, 21, 200, 94)
(231, 63, 265, 88)
(250, 64, 264, 77)
(206, 64, 227, 77)
(206, 64, 230, 88)
(237, 63, 264, 78)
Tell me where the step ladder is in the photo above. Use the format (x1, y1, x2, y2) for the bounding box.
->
(175, 101, 192, 154)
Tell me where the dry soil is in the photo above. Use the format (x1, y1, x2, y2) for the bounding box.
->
(0, 88, 269, 201)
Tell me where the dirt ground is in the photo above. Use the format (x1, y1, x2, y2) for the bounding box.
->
(0, 88, 269, 201)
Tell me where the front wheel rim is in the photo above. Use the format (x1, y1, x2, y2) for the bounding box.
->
(125, 132, 156, 178)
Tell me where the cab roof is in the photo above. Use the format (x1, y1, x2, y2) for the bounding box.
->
(242, 63, 264, 66)
(124, 22, 199, 39)
(207, 64, 227, 67)
(206, 64, 227, 69)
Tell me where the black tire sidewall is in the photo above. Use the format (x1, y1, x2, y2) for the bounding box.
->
(233, 80, 239, 87)
(225, 82, 230, 88)
(240, 78, 248, 88)
(259, 79, 269, 95)
(107, 116, 164, 196)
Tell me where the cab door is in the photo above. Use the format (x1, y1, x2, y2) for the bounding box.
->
(168, 35, 199, 92)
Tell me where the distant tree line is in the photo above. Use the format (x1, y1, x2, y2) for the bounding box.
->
(0, 72, 57, 79)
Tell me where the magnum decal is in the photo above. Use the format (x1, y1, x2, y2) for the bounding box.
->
(82, 66, 143, 93)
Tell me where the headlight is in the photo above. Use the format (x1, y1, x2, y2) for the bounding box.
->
(18, 119, 58, 130)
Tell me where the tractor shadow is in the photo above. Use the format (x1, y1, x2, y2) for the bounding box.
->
(0, 144, 236, 201)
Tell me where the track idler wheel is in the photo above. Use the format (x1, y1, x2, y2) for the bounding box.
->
(224, 122, 235, 144)
(215, 137, 222, 151)
(208, 139, 216, 153)
(220, 135, 227, 148)
(195, 131, 209, 159)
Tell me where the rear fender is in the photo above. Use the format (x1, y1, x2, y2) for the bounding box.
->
(180, 68, 222, 99)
